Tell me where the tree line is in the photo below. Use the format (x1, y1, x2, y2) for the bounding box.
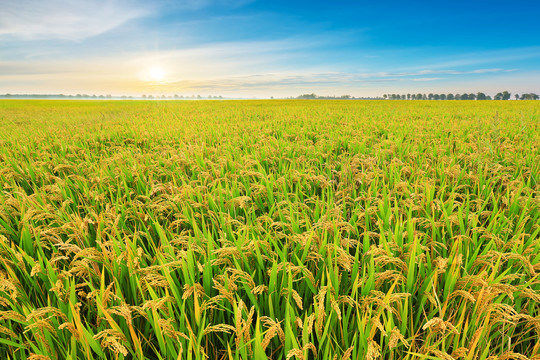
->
(0, 94, 225, 100)
(383, 91, 539, 100)
(295, 93, 377, 100)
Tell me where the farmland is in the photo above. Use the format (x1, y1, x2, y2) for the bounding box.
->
(0, 100, 539, 359)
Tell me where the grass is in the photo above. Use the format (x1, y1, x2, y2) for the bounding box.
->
(0, 99, 539, 359)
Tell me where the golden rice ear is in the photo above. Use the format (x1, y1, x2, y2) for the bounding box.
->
(203, 324, 236, 335)
(1, 100, 538, 359)
(93, 329, 129, 356)
(366, 339, 381, 360)
(27, 355, 52, 360)
(261, 325, 277, 350)
(286, 348, 304, 360)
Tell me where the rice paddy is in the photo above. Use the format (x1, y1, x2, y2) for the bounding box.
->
(0, 99, 539, 359)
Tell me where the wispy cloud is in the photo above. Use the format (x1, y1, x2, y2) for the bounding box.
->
(0, 0, 260, 42)
(160, 0, 255, 11)
(363, 68, 513, 78)
(0, 0, 150, 40)
(0, 36, 521, 96)
(404, 47, 540, 71)
(411, 77, 441, 82)
(0, 8, 536, 97)
(1, 0, 538, 96)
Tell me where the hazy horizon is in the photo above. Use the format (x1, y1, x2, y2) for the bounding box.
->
(1, 0, 539, 98)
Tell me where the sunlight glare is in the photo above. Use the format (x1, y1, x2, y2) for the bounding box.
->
(149, 67, 166, 82)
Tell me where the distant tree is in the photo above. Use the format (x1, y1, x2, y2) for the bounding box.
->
(447, 94, 454, 100)
(440, 94, 446, 100)
(434, 94, 440, 100)
(407, 93, 411, 100)
(469, 93, 476, 100)
(477, 92, 487, 100)
(515, 94, 519, 100)
(520, 93, 539, 100)
(502, 91, 511, 100)
(383, 94, 388, 99)
(428, 93, 434, 100)
(494, 92, 503, 100)
(487, 95, 492, 100)
(455, 94, 461, 100)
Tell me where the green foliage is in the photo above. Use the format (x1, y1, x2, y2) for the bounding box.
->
(0, 100, 539, 359)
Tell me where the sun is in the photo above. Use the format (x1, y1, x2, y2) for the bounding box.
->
(149, 67, 166, 82)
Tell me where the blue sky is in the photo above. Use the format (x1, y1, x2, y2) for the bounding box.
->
(1, 0, 539, 97)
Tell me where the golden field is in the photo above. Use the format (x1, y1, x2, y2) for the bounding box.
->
(0, 100, 539, 359)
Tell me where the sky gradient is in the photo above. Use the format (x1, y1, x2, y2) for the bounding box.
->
(1, 0, 539, 97)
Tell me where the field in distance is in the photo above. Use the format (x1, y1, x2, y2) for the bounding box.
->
(0, 100, 539, 359)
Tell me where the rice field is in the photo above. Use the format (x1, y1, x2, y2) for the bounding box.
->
(0, 99, 539, 360)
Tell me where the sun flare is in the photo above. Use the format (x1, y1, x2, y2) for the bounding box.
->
(149, 67, 166, 82)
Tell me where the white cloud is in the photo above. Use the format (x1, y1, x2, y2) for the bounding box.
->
(405, 47, 540, 71)
(0, 0, 150, 40)
(411, 77, 441, 82)
(0, 34, 533, 97)
(160, 0, 255, 11)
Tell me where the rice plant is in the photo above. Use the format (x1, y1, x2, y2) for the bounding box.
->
(0, 99, 539, 359)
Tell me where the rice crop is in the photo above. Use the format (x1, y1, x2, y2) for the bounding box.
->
(0, 99, 539, 359)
